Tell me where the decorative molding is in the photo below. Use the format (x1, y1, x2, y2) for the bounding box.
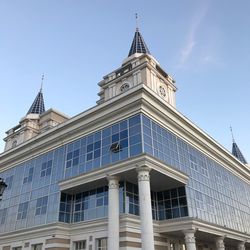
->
(183, 229, 196, 244)
(107, 175, 120, 189)
(46, 238, 70, 245)
(24, 242, 30, 248)
(215, 237, 225, 249)
(2, 246, 11, 250)
(119, 232, 141, 239)
(237, 241, 245, 250)
(119, 241, 142, 248)
(45, 248, 69, 250)
(136, 166, 151, 181)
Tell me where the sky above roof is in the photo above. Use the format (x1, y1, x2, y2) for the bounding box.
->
(0, 0, 249, 161)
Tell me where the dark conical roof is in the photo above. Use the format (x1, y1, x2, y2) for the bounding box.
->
(232, 142, 247, 164)
(27, 89, 45, 115)
(128, 28, 150, 57)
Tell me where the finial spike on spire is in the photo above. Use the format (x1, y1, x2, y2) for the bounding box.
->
(40, 74, 44, 92)
(135, 13, 139, 31)
(230, 125, 235, 143)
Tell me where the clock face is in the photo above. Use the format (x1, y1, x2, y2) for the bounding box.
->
(12, 139, 17, 148)
(120, 82, 130, 92)
(159, 85, 166, 97)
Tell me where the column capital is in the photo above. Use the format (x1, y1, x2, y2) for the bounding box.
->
(215, 236, 225, 241)
(136, 166, 151, 181)
(107, 175, 120, 189)
(215, 236, 225, 249)
(237, 241, 245, 250)
(183, 229, 196, 244)
(183, 229, 196, 234)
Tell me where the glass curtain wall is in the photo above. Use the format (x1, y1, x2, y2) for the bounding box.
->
(1, 113, 250, 234)
(141, 114, 250, 233)
(59, 182, 188, 223)
(0, 114, 142, 233)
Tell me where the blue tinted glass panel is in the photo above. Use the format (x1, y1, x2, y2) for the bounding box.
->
(141, 114, 250, 232)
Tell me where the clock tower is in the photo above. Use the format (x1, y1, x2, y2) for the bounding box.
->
(97, 28, 177, 107)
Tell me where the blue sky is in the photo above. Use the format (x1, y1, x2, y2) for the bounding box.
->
(0, 0, 249, 162)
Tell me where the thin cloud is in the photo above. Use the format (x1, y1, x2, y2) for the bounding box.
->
(199, 28, 225, 68)
(200, 52, 225, 68)
(178, 3, 209, 67)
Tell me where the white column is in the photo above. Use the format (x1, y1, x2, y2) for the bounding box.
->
(237, 242, 245, 250)
(136, 166, 154, 250)
(107, 176, 120, 250)
(215, 237, 225, 250)
(183, 229, 196, 250)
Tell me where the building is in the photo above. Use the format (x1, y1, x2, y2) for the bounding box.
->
(0, 28, 250, 250)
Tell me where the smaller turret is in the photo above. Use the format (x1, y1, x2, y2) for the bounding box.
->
(26, 87, 45, 115)
(232, 142, 247, 164)
(3, 77, 69, 151)
(230, 126, 248, 164)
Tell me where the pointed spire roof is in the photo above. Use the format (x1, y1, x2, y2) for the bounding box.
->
(230, 126, 247, 164)
(128, 28, 151, 57)
(27, 76, 45, 115)
(232, 142, 247, 164)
